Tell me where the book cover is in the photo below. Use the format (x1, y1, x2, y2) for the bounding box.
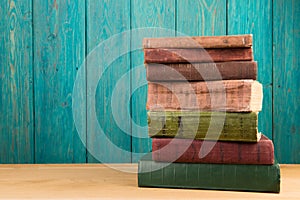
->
(148, 111, 260, 142)
(152, 135, 274, 164)
(144, 48, 253, 63)
(138, 154, 281, 193)
(147, 80, 263, 112)
(143, 34, 252, 49)
(146, 61, 257, 81)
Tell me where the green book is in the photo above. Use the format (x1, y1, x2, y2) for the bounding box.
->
(138, 154, 280, 193)
(148, 111, 260, 142)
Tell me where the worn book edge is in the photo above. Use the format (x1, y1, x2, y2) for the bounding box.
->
(143, 34, 253, 49)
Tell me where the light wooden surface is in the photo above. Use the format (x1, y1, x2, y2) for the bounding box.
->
(0, 164, 299, 199)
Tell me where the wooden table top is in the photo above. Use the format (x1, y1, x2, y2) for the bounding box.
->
(0, 164, 299, 199)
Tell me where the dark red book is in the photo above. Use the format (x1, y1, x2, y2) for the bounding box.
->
(144, 48, 253, 63)
(152, 135, 274, 164)
(146, 61, 257, 81)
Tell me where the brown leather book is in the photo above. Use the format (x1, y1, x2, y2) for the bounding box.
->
(144, 48, 253, 63)
(147, 80, 262, 112)
(146, 61, 257, 81)
(152, 135, 274, 164)
(143, 34, 252, 49)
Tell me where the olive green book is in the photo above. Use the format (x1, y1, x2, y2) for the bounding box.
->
(138, 154, 280, 193)
(148, 111, 260, 142)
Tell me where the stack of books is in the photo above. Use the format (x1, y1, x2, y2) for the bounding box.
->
(138, 35, 280, 193)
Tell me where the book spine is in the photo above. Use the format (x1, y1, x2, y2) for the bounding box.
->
(143, 34, 252, 49)
(151, 137, 274, 164)
(138, 154, 280, 193)
(146, 80, 262, 112)
(148, 111, 259, 142)
(146, 61, 257, 81)
(144, 48, 253, 63)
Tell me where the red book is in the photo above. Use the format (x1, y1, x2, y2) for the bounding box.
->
(146, 61, 257, 81)
(144, 48, 253, 63)
(152, 135, 274, 164)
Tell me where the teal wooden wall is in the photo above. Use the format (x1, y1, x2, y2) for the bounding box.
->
(0, 0, 299, 164)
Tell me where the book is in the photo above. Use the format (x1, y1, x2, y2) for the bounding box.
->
(146, 61, 257, 81)
(144, 48, 253, 63)
(143, 34, 252, 49)
(152, 135, 274, 164)
(138, 153, 281, 193)
(148, 111, 260, 142)
(147, 80, 263, 112)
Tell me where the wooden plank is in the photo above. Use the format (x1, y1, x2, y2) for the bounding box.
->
(33, 0, 86, 163)
(0, 0, 34, 163)
(143, 34, 252, 48)
(86, 0, 131, 163)
(0, 164, 299, 199)
(273, 0, 300, 163)
(227, 0, 273, 140)
(131, 0, 176, 162)
(177, 0, 226, 36)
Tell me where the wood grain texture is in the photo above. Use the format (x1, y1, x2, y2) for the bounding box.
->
(0, 0, 34, 163)
(131, 0, 176, 162)
(87, 0, 131, 163)
(0, 0, 299, 164)
(0, 164, 299, 199)
(177, 0, 226, 36)
(143, 34, 252, 48)
(144, 48, 253, 63)
(227, 0, 273, 140)
(273, 0, 300, 163)
(33, 0, 86, 163)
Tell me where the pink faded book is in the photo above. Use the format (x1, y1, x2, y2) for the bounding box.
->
(147, 80, 262, 112)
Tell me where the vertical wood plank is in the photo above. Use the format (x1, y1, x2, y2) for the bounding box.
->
(227, 0, 273, 140)
(0, 0, 34, 163)
(273, 0, 300, 163)
(87, 0, 131, 163)
(177, 0, 226, 36)
(33, 0, 86, 163)
(131, 0, 176, 162)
